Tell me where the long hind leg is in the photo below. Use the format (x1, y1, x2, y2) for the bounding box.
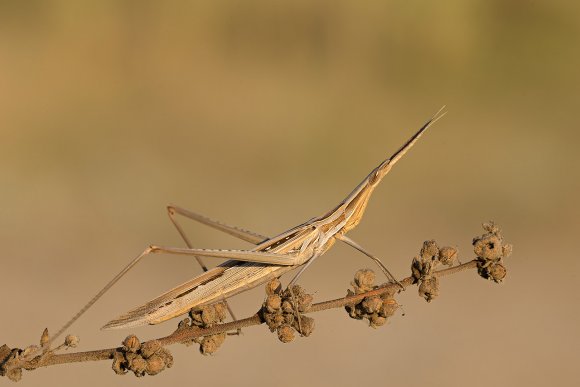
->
(166, 204, 269, 333)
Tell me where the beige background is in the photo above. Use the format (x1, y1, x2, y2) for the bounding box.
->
(1, 1, 578, 386)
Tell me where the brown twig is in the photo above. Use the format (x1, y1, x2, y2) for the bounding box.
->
(11, 260, 477, 370)
(0, 222, 511, 382)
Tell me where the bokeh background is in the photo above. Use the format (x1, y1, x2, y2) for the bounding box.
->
(1, 1, 578, 386)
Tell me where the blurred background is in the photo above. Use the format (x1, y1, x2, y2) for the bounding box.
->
(0, 1, 578, 386)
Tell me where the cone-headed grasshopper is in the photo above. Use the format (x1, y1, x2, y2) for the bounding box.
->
(52, 108, 445, 341)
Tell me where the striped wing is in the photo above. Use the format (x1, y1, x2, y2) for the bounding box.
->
(102, 225, 315, 329)
(102, 261, 295, 329)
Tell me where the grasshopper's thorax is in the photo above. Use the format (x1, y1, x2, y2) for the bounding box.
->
(336, 183, 377, 235)
(302, 180, 378, 258)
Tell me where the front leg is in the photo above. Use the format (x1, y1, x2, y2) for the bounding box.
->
(336, 234, 403, 289)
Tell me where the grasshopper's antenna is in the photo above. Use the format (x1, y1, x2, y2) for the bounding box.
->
(368, 105, 446, 187)
(385, 105, 446, 167)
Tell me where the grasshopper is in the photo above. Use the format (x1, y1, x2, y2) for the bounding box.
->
(51, 108, 445, 342)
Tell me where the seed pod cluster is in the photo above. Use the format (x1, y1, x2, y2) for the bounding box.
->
(1, 327, 87, 382)
(111, 336, 173, 377)
(344, 269, 399, 328)
(411, 240, 458, 302)
(177, 302, 228, 355)
(189, 302, 228, 328)
(261, 278, 315, 343)
(418, 277, 439, 302)
(473, 222, 511, 283)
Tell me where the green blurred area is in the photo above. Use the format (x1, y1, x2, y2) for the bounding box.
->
(0, 1, 578, 386)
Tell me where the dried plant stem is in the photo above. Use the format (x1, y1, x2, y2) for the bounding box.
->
(18, 259, 478, 371)
(308, 260, 477, 313)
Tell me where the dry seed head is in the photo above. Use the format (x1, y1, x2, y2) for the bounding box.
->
(111, 346, 171, 378)
(345, 302, 361, 319)
(288, 284, 306, 299)
(201, 305, 217, 326)
(64, 335, 79, 349)
(439, 246, 458, 266)
(297, 316, 315, 337)
(199, 339, 216, 355)
(277, 325, 295, 343)
(412, 255, 436, 281)
(265, 294, 282, 313)
(265, 278, 282, 295)
(473, 234, 503, 261)
(199, 333, 226, 355)
(145, 354, 166, 376)
(418, 277, 440, 302)
(283, 313, 295, 325)
(157, 348, 173, 369)
(122, 335, 141, 353)
(411, 257, 423, 281)
(189, 309, 204, 326)
(130, 356, 147, 377)
(380, 287, 397, 300)
(353, 269, 376, 292)
(274, 314, 286, 328)
(361, 296, 383, 314)
(344, 270, 398, 326)
(125, 352, 138, 362)
(488, 263, 507, 283)
(214, 333, 227, 348)
(140, 340, 161, 359)
(370, 315, 387, 328)
(112, 351, 128, 375)
(263, 312, 281, 331)
(473, 222, 511, 282)
(420, 240, 440, 261)
(273, 314, 286, 330)
(281, 300, 294, 314)
(379, 298, 399, 318)
(274, 313, 286, 325)
(214, 302, 227, 322)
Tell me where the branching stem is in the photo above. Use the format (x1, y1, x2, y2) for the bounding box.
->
(16, 260, 478, 371)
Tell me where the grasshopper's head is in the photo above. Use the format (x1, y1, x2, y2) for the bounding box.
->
(336, 107, 446, 235)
